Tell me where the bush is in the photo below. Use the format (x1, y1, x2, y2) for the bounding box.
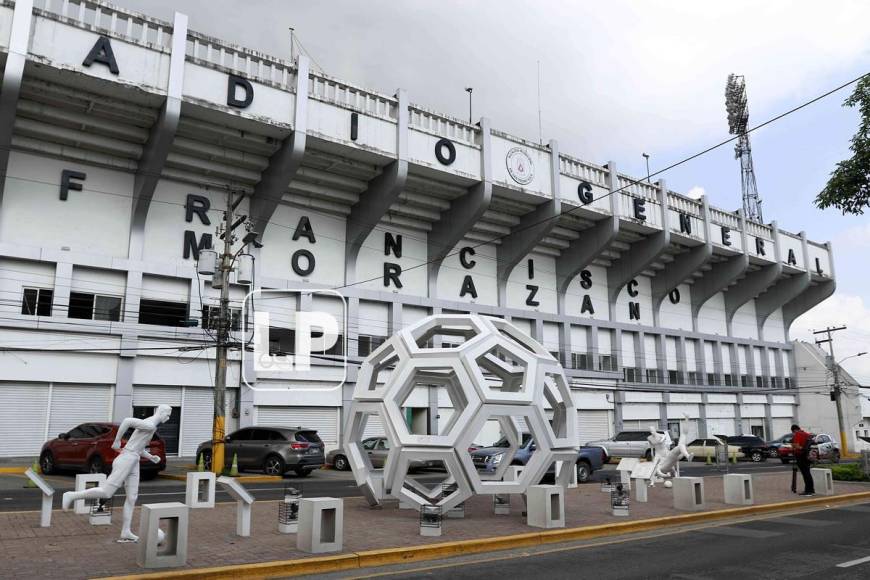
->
(829, 463, 870, 482)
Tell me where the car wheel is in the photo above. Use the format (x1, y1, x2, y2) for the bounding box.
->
(294, 467, 312, 477)
(39, 452, 56, 475)
(769, 448, 779, 458)
(576, 461, 592, 483)
(781, 458, 791, 464)
(750, 451, 764, 463)
(333, 455, 349, 471)
(263, 455, 286, 476)
(644, 449, 652, 461)
(831, 451, 841, 464)
(198, 450, 212, 472)
(88, 455, 106, 475)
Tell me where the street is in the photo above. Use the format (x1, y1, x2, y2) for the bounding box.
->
(321, 501, 870, 579)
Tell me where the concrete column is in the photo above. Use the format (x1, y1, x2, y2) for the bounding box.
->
(558, 321, 572, 369)
(728, 342, 741, 386)
(699, 393, 709, 438)
(735, 393, 744, 434)
(660, 392, 670, 432)
(614, 390, 625, 433)
(764, 394, 774, 439)
(633, 332, 645, 378)
(676, 336, 688, 382)
(695, 339, 708, 387)
(113, 335, 137, 421)
(654, 333, 667, 384)
(53, 262, 73, 318)
(592, 326, 603, 371)
(712, 340, 724, 387)
(773, 348, 785, 386)
(389, 302, 402, 335)
(746, 344, 758, 388)
(759, 347, 772, 389)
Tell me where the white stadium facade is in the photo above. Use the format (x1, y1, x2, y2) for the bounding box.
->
(0, 0, 836, 457)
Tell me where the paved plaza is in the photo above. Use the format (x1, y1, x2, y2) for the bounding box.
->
(0, 471, 867, 579)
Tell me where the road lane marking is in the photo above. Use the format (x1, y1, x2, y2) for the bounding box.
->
(837, 555, 870, 568)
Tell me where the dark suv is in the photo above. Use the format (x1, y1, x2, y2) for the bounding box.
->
(196, 426, 324, 476)
(725, 435, 770, 463)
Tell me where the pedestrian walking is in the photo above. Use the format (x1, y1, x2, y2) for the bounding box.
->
(790, 424, 815, 496)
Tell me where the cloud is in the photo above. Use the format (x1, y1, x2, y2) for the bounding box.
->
(792, 293, 870, 384)
(687, 186, 706, 200)
(834, 223, 870, 249)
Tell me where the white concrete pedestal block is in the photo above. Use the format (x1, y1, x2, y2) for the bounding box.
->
(25, 468, 54, 527)
(136, 502, 189, 569)
(297, 497, 344, 554)
(493, 494, 511, 515)
(633, 478, 648, 503)
(673, 477, 705, 511)
(507, 465, 525, 482)
(811, 468, 834, 496)
(74, 473, 106, 515)
(619, 470, 632, 491)
(217, 476, 254, 537)
(89, 502, 112, 526)
(723, 474, 754, 505)
(526, 485, 565, 529)
(185, 472, 216, 508)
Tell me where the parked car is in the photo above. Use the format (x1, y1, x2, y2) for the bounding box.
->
(585, 430, 670, 461)
(777, 433, 840, 464)
(326, 437, 429, 472)
(39, 422, 166, 479)
(470, 433, 604, 483)
(196, 426, 324, 476)
(725, 435, 770, 462)
(684, 437, 743, 461)
(766, 434, 792, 458)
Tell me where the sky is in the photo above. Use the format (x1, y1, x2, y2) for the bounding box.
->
(113, 0, 870, 382)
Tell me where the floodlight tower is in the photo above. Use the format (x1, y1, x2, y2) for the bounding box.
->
(725, 74, 763, 223)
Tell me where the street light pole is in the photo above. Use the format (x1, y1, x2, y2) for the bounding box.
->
(465, 87, 473, 124)
(642, 153, 651, 183)
(814, 326, 849, 456)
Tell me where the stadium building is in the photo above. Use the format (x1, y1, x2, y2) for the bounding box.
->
(0, 0, 836, 457)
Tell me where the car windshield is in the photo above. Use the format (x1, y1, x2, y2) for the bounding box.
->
(490, 433, 533, 448)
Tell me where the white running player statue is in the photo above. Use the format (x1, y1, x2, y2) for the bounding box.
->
(62, 405, 172, 542)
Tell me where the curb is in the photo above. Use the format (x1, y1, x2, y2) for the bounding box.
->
(0, 467, 26, 474)
(97, 490, 870, 580)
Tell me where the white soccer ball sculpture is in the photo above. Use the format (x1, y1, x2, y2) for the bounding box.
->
(343, 314, 578, 510)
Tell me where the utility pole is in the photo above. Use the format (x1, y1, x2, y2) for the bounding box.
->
(210, 192, 235, 474)
(814, 325, 848, 456)
(642, 153, 651, 183)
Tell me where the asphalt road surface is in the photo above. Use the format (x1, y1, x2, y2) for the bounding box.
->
(327, 501, 870, 580)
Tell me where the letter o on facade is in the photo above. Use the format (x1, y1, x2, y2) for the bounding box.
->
(291, 249, 315, 277)
(668, 288, 681, 304)
(434, 138, 456, 165)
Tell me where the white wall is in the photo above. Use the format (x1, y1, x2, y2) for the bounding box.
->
(698, 292, 727, 336)
(506, 253, 557, 314)
(436, 241, 498, 306)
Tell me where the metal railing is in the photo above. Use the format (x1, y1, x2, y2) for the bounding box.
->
(309, 71, 398, 120)
(559, 154, 608, 187)
(409, 105, 478, 146)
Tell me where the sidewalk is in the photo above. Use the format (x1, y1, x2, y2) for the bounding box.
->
(0, 472, 867, 579)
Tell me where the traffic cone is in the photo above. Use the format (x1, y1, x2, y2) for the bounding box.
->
(23, 458, 39, 488)
(197, 454, 205, 472)
(705, 453, 712, 465)
(230, 453, 239, 477)
(731, 452, 738, 464)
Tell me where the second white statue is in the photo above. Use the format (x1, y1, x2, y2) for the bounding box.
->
(62, 405, 172, 543)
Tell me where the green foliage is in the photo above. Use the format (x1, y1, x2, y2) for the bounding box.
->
(816, 77, 870, 215)
(829, 463, 869, 481)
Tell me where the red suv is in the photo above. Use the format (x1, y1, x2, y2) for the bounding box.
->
(39, 422, 167, 479)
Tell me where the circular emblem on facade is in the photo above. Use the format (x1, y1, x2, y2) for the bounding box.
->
(506, 147, 534, 185)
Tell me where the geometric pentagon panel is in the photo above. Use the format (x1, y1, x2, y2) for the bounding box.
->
(537, 362, 578, 449)
(384, 357, 482, 448)
(455, 403, 554, 495)
(343, 314, 578, 510)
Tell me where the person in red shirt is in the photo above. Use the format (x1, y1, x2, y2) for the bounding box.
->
(791, 424, 815, 496)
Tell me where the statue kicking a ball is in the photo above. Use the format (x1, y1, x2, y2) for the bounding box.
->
(62, 405, 172, 542)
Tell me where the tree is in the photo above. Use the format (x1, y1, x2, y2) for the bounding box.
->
(816, 76, 870, 215)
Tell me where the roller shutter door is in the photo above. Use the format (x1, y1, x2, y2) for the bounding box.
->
(257, 406, 340, 448)
(362, 413, 386, 439)
(0, 383, 49, 457)
(48, 385, 112, 437)
(772, 418, 793, 439)
(180, 388, 214, 457)
(705, 418, 736, 437)
(577, 410, 612, 445)
(133, 386, 182, 407)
